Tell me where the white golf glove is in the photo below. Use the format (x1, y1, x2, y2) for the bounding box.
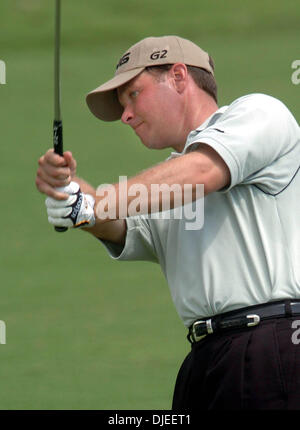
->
(45, 181, 95, 228)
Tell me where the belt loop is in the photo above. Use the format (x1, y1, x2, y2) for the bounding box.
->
(284, 300, 292, 317)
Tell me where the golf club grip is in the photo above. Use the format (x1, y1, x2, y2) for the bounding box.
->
(53, 120, 68, 233)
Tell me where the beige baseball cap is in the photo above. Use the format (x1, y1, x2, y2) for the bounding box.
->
(86, 35, 214, 122)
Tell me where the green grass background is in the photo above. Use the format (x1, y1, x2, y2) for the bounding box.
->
(0, 0, 299, 409)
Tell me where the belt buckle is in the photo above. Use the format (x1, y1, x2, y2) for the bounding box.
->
(246, 314, 260, 327)
(192, 318, 213, 342)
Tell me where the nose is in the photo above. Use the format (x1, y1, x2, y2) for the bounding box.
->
(121, 105, 134, 125)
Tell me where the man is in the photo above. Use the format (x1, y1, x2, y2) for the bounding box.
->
(36, 36, 300, 409)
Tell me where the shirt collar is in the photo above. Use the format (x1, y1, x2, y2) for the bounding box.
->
(168, 106, 228, 159)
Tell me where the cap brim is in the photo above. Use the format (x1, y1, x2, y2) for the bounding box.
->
(86, 67, 145, 121)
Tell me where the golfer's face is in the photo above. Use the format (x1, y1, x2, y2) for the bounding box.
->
(117, 71, 183, 151)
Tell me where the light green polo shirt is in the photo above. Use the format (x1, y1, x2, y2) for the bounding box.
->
(101, 93, 300, 328)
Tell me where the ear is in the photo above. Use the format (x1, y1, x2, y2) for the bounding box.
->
(169, 63, 188, 94)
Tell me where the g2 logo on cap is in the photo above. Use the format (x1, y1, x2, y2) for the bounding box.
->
(150, 50, 168, 60)
(116, 52, 131, 70)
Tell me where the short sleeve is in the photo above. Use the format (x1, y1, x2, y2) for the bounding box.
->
(99, 216, 159, 263)
(189, 94, 300, 195)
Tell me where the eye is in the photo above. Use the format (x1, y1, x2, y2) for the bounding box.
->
(130, 90, 139, 99)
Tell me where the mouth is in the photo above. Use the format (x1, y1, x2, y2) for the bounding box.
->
(132, 122, 144, 131)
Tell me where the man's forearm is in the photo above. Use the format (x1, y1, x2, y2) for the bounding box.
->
(94, 151, 209, 221)
(75, 145, 229, 241)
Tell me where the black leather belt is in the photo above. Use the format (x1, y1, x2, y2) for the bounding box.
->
(188, 299, 300, 343)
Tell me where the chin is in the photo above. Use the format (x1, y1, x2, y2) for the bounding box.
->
(143, 142, 164, 150)
(140, 137, 170, 150)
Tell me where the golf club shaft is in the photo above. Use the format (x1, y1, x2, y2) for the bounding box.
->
(53, 0, 67, 232)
